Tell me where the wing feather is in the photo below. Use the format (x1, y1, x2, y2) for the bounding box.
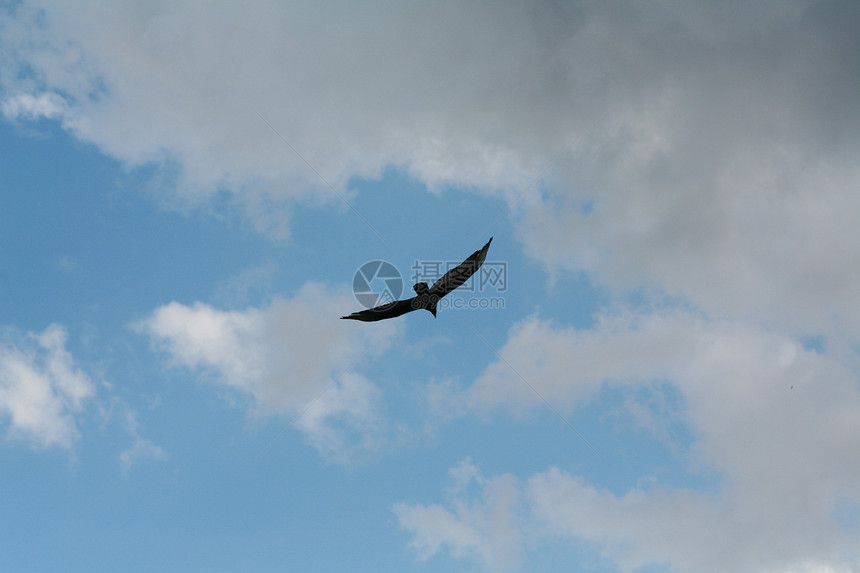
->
(429, 238, 493, 298)
(340, 298, 418, 322)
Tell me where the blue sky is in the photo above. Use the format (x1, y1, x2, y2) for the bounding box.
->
(2, 2, 860, 572)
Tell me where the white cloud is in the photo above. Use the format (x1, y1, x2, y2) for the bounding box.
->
(451, 311, 860, 572)
(116, 404, 167, 474)
(528, 467, 860, 573)
(212, 259, 278, 307)
(394, 458, 522, 572)
(464, 313, 693, 413)
(1, 92, 67, 121)
(293, 372, 384, 464)
(0, 324, 95, 448)
(120, 434, 167, 475)
(53, 255, 80, 273)
(138, 282, 399, 460)
(0, 0, 557, 199)
(402, 452, 860, 573)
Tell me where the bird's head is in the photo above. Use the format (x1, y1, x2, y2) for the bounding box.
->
(413, 282, 429, 295)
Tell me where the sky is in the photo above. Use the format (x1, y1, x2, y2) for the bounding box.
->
(1, 1, 860, 572)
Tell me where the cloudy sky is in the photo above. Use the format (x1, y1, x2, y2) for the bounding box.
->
(2, 1, 860, 571)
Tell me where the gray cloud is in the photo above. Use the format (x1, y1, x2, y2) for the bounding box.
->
(4, 2, 859, 334)
(515, 1, 860, 334)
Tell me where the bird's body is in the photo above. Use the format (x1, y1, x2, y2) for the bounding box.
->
(341, 238, 493, 322)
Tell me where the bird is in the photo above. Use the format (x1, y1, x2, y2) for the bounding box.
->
(341, 237, 493, 322)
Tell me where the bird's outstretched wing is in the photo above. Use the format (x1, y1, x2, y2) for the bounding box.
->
(429, 237, 493, 298)
(340, 297, 418, 322)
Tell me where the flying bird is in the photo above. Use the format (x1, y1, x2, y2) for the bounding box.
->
(341, 238, 493, 322)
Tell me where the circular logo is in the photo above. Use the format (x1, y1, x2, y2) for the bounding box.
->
(352, 260, 403, 309)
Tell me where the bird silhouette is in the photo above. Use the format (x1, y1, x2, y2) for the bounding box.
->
(341, 238, 493, 322)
